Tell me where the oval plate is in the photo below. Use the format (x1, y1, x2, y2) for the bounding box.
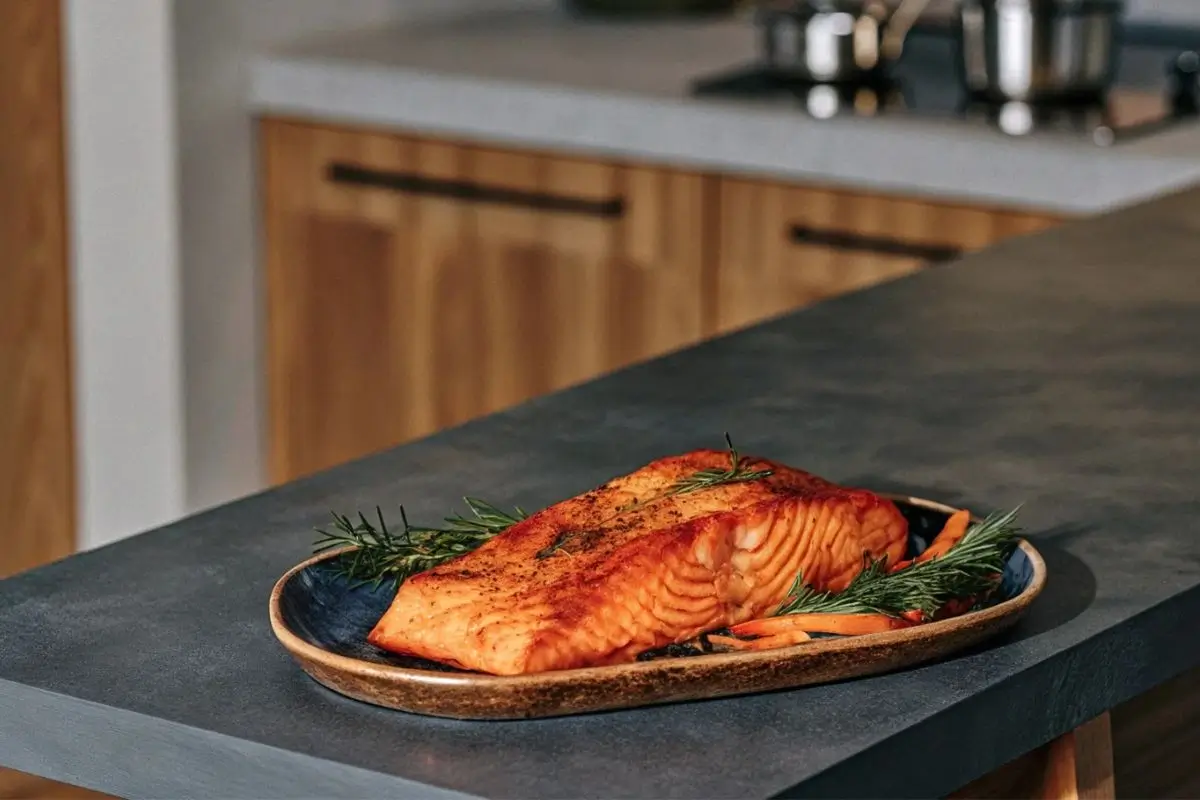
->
(269, 495, 1046, 720)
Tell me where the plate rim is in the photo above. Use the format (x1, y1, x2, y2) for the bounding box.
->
(268, 493, 1047, 687)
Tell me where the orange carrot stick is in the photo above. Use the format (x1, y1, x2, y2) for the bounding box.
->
(891, 509, 972, 572)
(708, 630, 812, 652)
(918, 509, 972, 561)
(729, 612, 914, 638)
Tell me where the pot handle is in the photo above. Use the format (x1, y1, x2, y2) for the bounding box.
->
(881, 0, 934, 62)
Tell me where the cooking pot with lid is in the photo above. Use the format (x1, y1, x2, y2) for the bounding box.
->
(958, 0, 1126, 103)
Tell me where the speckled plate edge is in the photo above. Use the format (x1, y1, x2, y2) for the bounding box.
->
(268, 494, 1047, 721)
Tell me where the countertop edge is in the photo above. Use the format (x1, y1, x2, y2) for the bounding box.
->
(6, 585, 1200, 799)
(779, 586, 1200, 798)
(248, 55, 1200, 216)
(0, 680, 479, 800)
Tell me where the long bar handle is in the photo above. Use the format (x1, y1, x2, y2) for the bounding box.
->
(327, 163, 626, 219)
(788, 224, 962, 263)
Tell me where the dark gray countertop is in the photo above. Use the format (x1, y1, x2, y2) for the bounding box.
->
(3, 186, 1200, 799)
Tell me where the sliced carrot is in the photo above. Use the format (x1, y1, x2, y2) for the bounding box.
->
(708, 631, 812, 652)
(918, 509, 972, 561)
(891, 509, 972, 572)
(730, 612, 913, 638)
(706, 634, 760, 651)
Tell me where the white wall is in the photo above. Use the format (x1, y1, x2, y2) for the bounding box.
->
(63, 0, 186, 551)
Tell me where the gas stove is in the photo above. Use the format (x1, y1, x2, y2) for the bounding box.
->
(691, 21, 1200, 145)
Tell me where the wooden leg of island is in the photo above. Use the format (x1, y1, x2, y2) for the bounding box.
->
(0, 769, 113, 800)
(951, 713, 1114, 800)
(1043, 714, 1115, 800)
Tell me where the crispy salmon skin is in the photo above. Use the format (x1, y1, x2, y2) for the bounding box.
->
(367, 449, 907, 676)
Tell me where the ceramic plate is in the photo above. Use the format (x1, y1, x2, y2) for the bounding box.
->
(269, 494, 1046, 720)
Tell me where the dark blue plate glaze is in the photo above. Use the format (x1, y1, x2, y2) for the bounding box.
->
(276, 497, 1035, 674)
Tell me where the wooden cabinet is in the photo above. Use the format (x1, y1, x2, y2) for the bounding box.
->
(0, 0, 75, 579)
(261, 120, 708, 483)
(714, 176, 1063, 334)
(260, 118, 1070, 484)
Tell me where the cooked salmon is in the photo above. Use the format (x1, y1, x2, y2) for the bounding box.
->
(367, 449, 908, 675)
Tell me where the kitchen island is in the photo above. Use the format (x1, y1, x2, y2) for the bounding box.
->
(2, 181, 1200, 797)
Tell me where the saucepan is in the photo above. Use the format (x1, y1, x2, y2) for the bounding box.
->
(958, 0, 1126, 103)
(759, 0, 935, 83)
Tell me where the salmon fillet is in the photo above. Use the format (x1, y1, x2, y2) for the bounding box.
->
(367, 449, 908, 675)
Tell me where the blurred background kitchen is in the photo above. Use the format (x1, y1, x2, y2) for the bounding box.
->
(6, 0, 1200, 570)
(3, 0, 1200, 796)
(7, 0, 1200, 576)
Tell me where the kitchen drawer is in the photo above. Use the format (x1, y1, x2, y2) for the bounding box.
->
(714, 176, 1062, 334)
(260, 119, 708, 483)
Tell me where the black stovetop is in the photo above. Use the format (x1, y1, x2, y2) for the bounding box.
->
(690, 28, 1200, 144)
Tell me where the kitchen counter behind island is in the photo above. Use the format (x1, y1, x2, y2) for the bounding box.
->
(250, 7, 1200, 216)
(2, 185, 1200, 798)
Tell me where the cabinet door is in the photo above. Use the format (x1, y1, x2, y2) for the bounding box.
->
(0, 0, 75, 578)
(261, 120, 706, 483)
(715, 177, 1062, 334)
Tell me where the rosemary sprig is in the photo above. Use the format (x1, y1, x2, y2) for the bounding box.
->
(668, 433, 774, 496)
(776, 506, 1023, 619)
(313, 497, 527, 587)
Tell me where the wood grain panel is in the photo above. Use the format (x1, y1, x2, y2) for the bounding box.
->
(0, 770, 112, 800)
(1111, 665, 1200, 798)
(0, 0, 75, 575)
(262, 119, 707, 483)
(951, 713, 1114, 800)
(948, 667, 1200, 800)
(714, 177, 1064, 334)
(0, 2, 91, 796)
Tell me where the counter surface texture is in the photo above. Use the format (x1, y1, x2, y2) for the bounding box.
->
(2, 188, 1200, 798)
(250, 8, 1200, 214)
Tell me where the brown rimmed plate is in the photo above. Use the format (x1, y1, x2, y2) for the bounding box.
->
(268, 495, 1046, 720)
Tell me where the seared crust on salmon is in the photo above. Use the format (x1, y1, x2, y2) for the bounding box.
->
(367, 449, 908, 675)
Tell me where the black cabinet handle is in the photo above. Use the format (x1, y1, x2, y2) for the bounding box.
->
(328, 163, 626, 219)
(788, 224, 962, 263)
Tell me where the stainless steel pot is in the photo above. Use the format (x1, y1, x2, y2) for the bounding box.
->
(759, 0, 933, 83)
(958, 0, 1125, 103)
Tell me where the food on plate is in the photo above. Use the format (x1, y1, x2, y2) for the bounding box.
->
(312, 436, 1023, 676)
(365, 445, 912, 675)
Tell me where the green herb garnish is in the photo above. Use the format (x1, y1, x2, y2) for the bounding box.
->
(313, 436, 773, 581)
(668, 433, 774, 496)
(313, 497, 527, 587)
(776, 506, 1023, 619)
